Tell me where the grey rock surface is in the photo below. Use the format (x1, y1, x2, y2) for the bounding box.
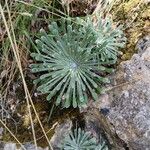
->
(83, 36, 150, 150)
(91, 36, 150, 150)
(3, 143, 16, 150)
(107, 36, 150, 150)
(0, 142, 48, 150)
(50, 119, 72, 149)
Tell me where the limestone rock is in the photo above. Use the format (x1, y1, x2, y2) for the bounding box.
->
(50, 119, 72, 149)
(83, 36, 150, 150)
(106, 36, 150, 150)
(0, 142, 48, 150)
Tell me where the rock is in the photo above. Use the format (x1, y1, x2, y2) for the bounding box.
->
(23, 143, 48, 150)
(83, 36, 150, 150)
(0, 142, 5, 150)
(107, 36, 150, 150)
(84, 109, 127, 150)
(136, 35, 150, 54)
(0, 142, 48, 150)
(3, 143, 16, 150)
(0, 128, 3, 140)
(50, 119, 72, 149)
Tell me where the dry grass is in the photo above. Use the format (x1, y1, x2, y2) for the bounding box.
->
(0, 0, 54, 149)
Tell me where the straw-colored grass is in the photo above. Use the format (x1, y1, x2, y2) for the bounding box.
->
(0, 1, 53, 149)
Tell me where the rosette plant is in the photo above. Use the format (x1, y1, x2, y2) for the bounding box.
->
(77, 16, 126, 61)
(61, 128, 108, 150)
(30, 17, 126, 108)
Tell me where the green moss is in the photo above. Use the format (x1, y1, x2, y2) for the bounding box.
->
(112, 0, 149, 61)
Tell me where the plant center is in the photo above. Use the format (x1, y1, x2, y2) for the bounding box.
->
(69, 62, 78, 72)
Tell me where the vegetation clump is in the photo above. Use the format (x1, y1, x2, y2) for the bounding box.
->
(30, 16, 126, 108)
(61, 128, 108, 150)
